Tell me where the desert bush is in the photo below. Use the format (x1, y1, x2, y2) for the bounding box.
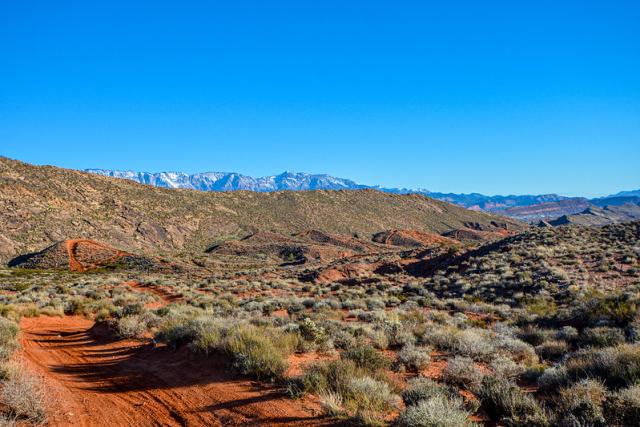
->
(580, 327, 625, 348)
(489, 356, 523, 379)
(64, 297, 92, 315)
(189, 317, 226, 353)
(343, 343, 390, 373)
(556, 326, 579, 343)
(539, 344, 640, 391)
(422, 327, 494, 361)
(521, 363, 546, 383)
(298, 317, 331, 351)
(155, 315, 293, 381)
(555, 379, 606, 426)
(344, 376, 400, 426)
(397, 344, 431, 372)
(366, 327, 390, 350)
(537, 366, 570, 392)
(115, 315, 147, 338)
(297, 358, 397, 425)
(332, 329, 358, 350)
(493, 334, 538, 364)
(383, 320, 416, 348)
(604, 383, 640, 426)
(397, 395, 478, 427)
(223, 324, 291, 381)
(154, 315, 203, 349)
(402, 377, 451, 407)
(121, 302, 145, 317)
(442, 357, 484, 391)
(571, 344, 640, 388)
(1, 369, 47, 424)
(518, 326, 552, 346)
(0, 319, 19, 361)
(299, 359, 361, 397)
(318, 390, 344, 417)
(535, 340, 568, 361)
(479, 376, 548, 426)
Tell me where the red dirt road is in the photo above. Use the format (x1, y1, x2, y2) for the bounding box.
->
(20, 316, 329, 427)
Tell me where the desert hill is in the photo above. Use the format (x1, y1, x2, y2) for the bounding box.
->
(548, 204, 640, 227)
(372, 229, 457, 248)
(8, 239, 163, 272)
(0, 157, 523, 263)
(398, 221, 640, 304)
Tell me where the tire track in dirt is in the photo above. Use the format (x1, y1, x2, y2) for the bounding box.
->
(122, 280, 181, 308)
(20, 316, 329, 427)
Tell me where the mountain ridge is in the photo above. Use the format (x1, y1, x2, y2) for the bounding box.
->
(86, 167, 638, 220)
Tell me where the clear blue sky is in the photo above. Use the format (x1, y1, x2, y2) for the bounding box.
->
(1, 1, 639, 197)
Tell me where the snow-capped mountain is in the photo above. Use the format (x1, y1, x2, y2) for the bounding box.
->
(86, 168, 639, 221)
(86, 169, 368, 192)
(85, 169, 568, 208)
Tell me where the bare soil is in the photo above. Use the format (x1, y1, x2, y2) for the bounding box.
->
(20, 316, 330, 427)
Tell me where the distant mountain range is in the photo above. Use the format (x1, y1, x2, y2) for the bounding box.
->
(87, 169, 368, 192)
(87, 169, 639, 222)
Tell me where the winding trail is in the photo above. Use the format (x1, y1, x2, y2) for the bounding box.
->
(20, 316, 328, 427)
(64, 240, 130, 272)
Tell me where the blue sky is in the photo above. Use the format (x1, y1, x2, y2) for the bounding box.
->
(1, 1, 639, 197)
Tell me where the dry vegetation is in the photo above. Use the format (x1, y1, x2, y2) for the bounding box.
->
(1, 159, 640, 425)
(1, 220, 639, 426)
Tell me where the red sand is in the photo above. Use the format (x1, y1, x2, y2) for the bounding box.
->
(20, 316, 330, 427)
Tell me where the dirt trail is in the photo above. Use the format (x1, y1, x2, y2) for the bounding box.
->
(20, 316, 328, 427)
(65, 239, 129, 272)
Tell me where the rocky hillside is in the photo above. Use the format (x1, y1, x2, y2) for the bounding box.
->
(403, 221, 640, 304)
(548, 204, 640, 227)
(0, 157, 523, 263)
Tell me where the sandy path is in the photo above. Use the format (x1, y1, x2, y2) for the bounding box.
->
(20, 316, 329, 427)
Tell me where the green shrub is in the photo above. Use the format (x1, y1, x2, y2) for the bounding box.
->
(299, 359, 361, 396)
(64, 297, 91, 315)
(223, 324, 290, 381)
(154, 316, 202, 349)
(422, 327, 494, 361)
(343, 343, 390, 373)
